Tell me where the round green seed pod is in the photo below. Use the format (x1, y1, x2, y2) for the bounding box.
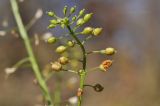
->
(47, 11, 55, 17)
(63, 6, 68, 15)
(58, 56, 69, 65)
(105, 47, 116, 55)
(48, 24, 56, 29)
(81, 27, 93, 35)
(83, 13, 93, 23)
(79, 9, 85, 16)
(72, 16, 77, 21)
(55, 45, 67, 53)
(76, 18, 84, 26)
(92, 28, 103, 36)
(47, 37, 56, 44)
(70, 6, 76, 14)
(50, 19, 58, 25)
(67, 40, 75, 47)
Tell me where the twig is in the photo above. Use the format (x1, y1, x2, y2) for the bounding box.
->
(10, 0, 53, 105)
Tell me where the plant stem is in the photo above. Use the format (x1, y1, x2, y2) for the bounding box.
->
(13, 57, 29, 69)
(10, 0, 53, 105)
(66, 25, 87, 106)
(66, 25, 86, 69)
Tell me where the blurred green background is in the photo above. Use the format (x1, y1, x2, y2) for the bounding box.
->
(0, 0, 160, 106)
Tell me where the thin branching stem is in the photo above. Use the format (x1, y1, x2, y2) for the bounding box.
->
(66, 25, 87, 106)
(10, 0, 53, 105)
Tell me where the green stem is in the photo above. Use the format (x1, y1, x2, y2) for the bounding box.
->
(10, 0, 53, 105)
(66, 25, 86, 69)
(13, 57, 29, 69)
(66, 25, 87, 106)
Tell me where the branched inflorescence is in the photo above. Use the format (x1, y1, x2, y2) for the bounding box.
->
(47, 6, 116, 106)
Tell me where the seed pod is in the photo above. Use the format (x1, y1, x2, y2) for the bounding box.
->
(47, 11, 55, 17)
(99, 60, 113, 72)
(76, 18, 84, 26)
(105, 47, 116, 55)
(83, 13, 93, 23)
(58, 56, 69, 65)
(48, 24, 56, 29)
(47, 37, 56, 44)
(63, 6, 68, 15)
(93, 84, 104, 92)
(79, 9, 85, 16)
(50, 19, 58, 25)
(67, 40, 75, 47)
(55, 45, 67, 53)
(70, 6, 76, 14)
(92, 28, 103, 36)
(51, 62, 62, 71)
(81, 27, 93, 35)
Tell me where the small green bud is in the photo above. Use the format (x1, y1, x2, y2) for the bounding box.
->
(63, 17, 69, 25)
(61, 24, 65, 29)
(83, 13, 93, 23)
(79, 9, 85, 16)
(92, 28, 103, 36)
(51, 62, 62, 71)
(67, 40, 75, 47)
(63, 6, 68, 15)
(55, 45, 67, 53)
(81, 27, 93, 35)
(58, 56, 69, 65)
(47, 37, 56, 44)
(104, 47, 116, 55)
(57, 19, 62, 23)
(50, 19, 58, 25)
(72, 16, 77, 21)
(76, 18, 84, 26)
(47, 11, 55, 17)
(70, 6, 76, 14)
(48, 24, 56, 29)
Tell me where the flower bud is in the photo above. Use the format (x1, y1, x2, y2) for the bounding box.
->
(83, 13, 93, 23)
(63, 17, 69, 25)
(99, 60, 113, 72)
(50, 19, 58, 25)
(105, 47, 116, 55)
(47, 37, 56, 44)
(93, 84, 104, 92)
(51, 62, 62, 71)
(81, 27, 93, 35)
(58, 56, 69, 65)
(57, 19, 62, 23)
(79, 9, 85, 16)
(67, 40, 75, 47)
(70, 6, 76, 14)
(61, 24, 65, 29)
(48, 24, 56, 29)
(47, 11, 55, 17)
(63, 6, 68, 15)
(76, 18, 84, 26)
(92, 28, 103, 36)
(72, 16, 77, 21)
(55, 45, 67, 53)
